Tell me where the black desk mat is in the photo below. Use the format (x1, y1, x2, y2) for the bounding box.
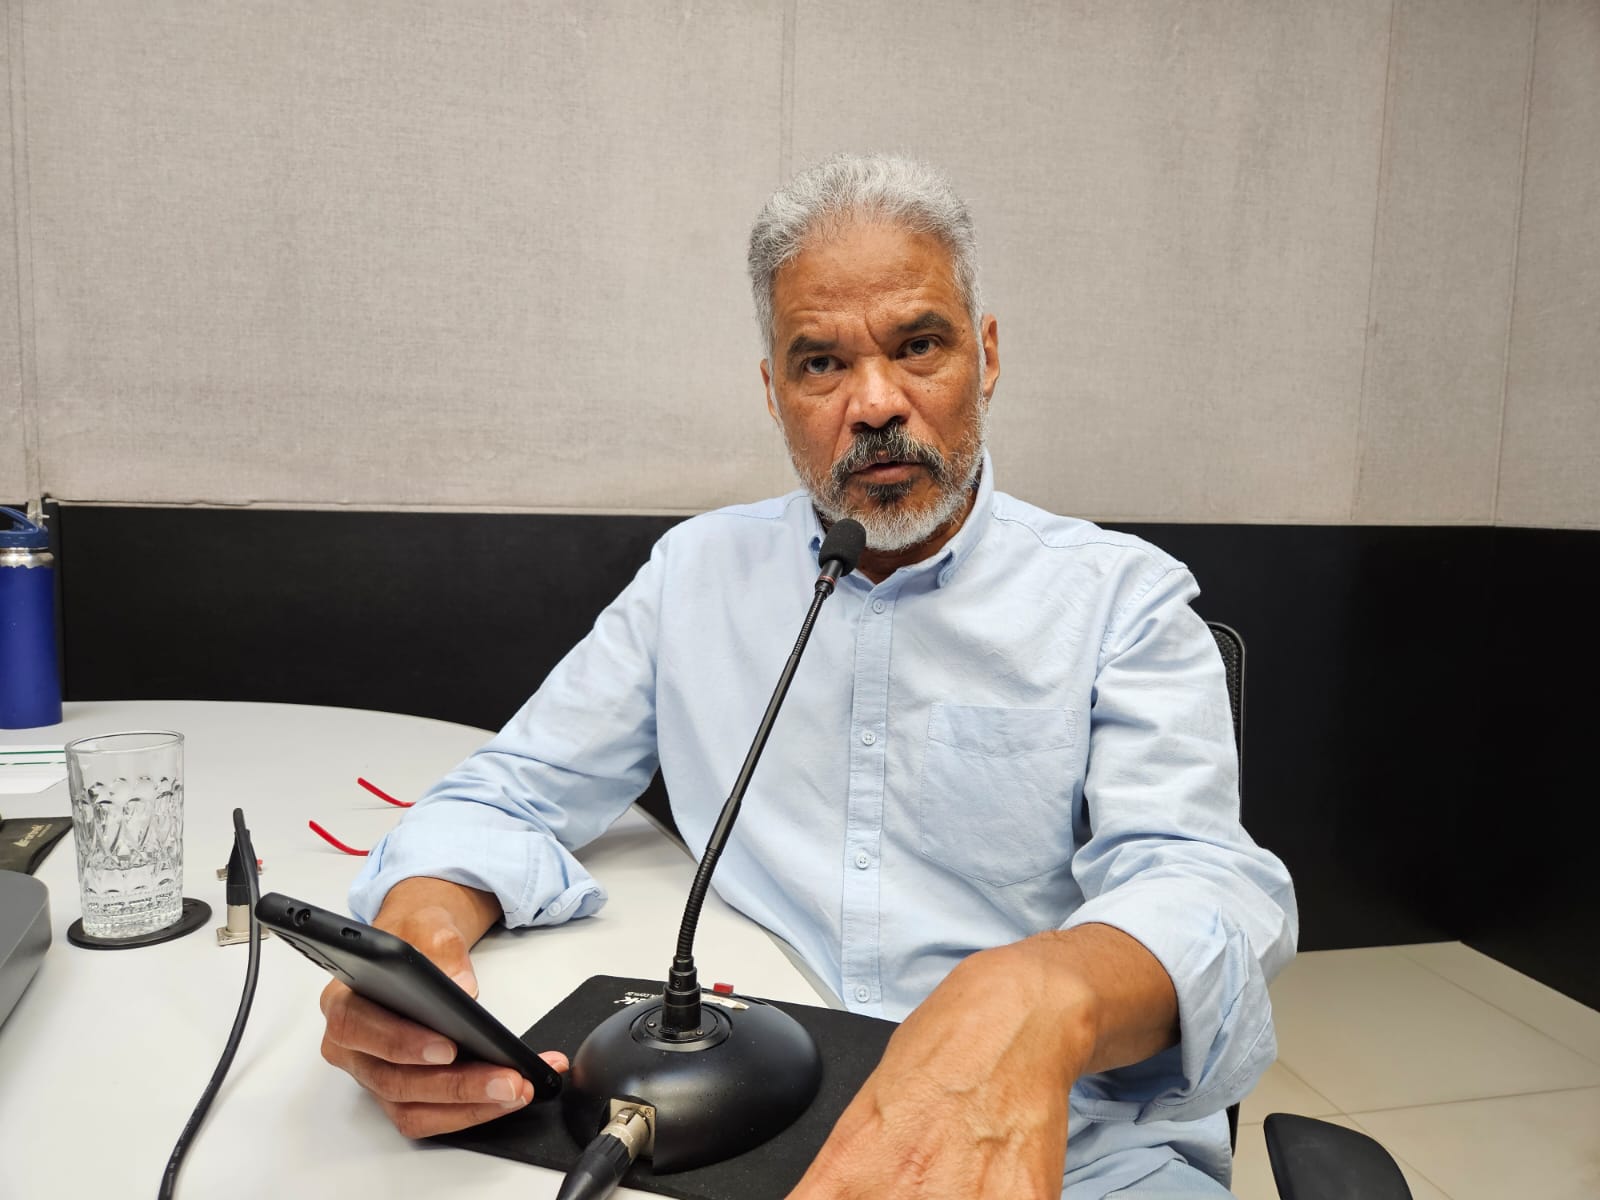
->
(0, 817, 71, 874)
(438, 974, 896, 1199)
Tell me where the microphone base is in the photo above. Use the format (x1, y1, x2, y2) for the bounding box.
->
(563, 992, 823, 1173)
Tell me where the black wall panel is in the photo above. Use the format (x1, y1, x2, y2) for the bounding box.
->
(1472, 528, 1600, 1009)
(56, 507, 680, 732)
(48, 505, 1598, 1007)
(1108, 524, 1487, 955)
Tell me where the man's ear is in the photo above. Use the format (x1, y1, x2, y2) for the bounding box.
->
(979, 315, 1000, 403)
(761, 360, 781, 421)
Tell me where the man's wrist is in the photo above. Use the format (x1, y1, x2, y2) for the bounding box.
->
(374, 876, 503, 947)
(954, 924, 1180, 1088)
(1006, 924, 1181, 1078)
(951, 936, 1100, 1090)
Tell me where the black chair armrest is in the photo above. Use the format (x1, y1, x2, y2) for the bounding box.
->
(1263, 1113, 1412, 1200)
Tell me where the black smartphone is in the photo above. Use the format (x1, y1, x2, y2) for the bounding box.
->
(255, 891, 562, 1099)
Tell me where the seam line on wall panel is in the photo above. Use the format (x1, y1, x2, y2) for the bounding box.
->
(47, 497, 1589, 528)
(5, 0, 39, 502)
(46, 497, 731, 517)
(1491, 1, 1542, 529)
(778, 0, 797, 183)
(1349, 0, 1399, 524)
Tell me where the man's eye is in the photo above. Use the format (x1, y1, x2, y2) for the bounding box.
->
(904, 337, 936, 357)
(802, 356, 835, 375)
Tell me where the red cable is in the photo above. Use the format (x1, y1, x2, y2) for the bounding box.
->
(307, 820, 369, 856)
(356, 777, 412, 807)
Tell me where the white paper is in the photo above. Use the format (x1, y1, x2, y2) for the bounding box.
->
(0, 744, 67, 794)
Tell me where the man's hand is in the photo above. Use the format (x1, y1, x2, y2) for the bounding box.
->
(316, 877, 569, 1138)
(786, 925, 1178, 1199)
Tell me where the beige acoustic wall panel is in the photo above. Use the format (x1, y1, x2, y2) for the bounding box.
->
(1499, 0, 1600, 530)
(1352, 0, 1536, 524)
(25, 1, 791, 510)
(791, 1, 1391, 523)
(0, 0, 26, 501)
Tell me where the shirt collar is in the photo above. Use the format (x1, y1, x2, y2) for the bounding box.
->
(803, 448, 996, 590)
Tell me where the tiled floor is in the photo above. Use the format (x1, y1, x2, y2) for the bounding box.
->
(1230, 942, 1600, 1200)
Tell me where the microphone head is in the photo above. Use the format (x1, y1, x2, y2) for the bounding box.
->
(818, 519, 867, 578)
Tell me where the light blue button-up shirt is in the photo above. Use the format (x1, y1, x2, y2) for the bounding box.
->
(352, 454, 1297, 1196)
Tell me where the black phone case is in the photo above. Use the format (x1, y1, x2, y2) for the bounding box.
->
(255, 891, 562, 1098)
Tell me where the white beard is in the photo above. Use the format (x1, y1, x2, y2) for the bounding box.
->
(782, 393, 988, 553)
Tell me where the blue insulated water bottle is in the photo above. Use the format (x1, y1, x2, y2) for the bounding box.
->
(0, 505, 63, 728)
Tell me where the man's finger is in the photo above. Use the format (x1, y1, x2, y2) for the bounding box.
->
(341, 1051, 533, 1110)
(538, 1050, 571, 1075)
(321, 981, 459, 1066)
(383, 1096, 536, 1140)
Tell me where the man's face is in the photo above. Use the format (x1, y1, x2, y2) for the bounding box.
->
(760, 221, 1000, 555)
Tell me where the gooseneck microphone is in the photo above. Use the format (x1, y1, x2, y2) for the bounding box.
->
(659, 516, 867, 1037)
(816, 519, 867, 589)
(560, 518, 866, 1187)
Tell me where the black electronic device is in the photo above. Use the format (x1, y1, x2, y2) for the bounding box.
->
(255, 891, 562, 1099)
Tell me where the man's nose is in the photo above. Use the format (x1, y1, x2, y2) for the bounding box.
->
(843, 358, 912, 429)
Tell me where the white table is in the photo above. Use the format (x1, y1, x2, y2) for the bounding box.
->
(0, 701, 823, 1199)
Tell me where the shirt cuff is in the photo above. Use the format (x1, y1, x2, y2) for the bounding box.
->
(347, 799, 607, 928)
(1061, 879, 1277, 1122)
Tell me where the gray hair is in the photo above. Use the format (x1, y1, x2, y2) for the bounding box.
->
(747, 153, 984, 359)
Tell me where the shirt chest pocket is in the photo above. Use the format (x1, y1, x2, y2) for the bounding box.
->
(916, 703, 1080, 887)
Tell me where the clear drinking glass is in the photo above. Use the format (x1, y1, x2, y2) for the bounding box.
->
(66, 731, 185, 939)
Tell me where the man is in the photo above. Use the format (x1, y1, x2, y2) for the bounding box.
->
(319, 154, 1297, 1198)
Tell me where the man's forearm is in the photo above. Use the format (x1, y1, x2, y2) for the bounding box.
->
(785, 921, 1179, 1198)
(970, 921, 1179, 1080)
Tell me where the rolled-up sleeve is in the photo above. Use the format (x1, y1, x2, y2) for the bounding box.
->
(350, 538, 668, 928)
(1061, 562, 1298, 1122)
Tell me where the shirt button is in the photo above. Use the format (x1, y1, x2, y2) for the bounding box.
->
(854, 985, 870, 1003)
(854, 850, 870, 869)
(871, 599, 886, 614)
(860, 730, 876, 746)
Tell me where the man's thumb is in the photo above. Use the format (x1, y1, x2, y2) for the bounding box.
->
(423, 915, 479, 998)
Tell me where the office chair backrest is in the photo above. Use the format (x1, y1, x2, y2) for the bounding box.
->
(1206, 621, 1245, 808)
(1204, 620, 1247, 1152)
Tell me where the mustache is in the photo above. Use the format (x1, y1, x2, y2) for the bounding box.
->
(828, 425, 950, 491)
